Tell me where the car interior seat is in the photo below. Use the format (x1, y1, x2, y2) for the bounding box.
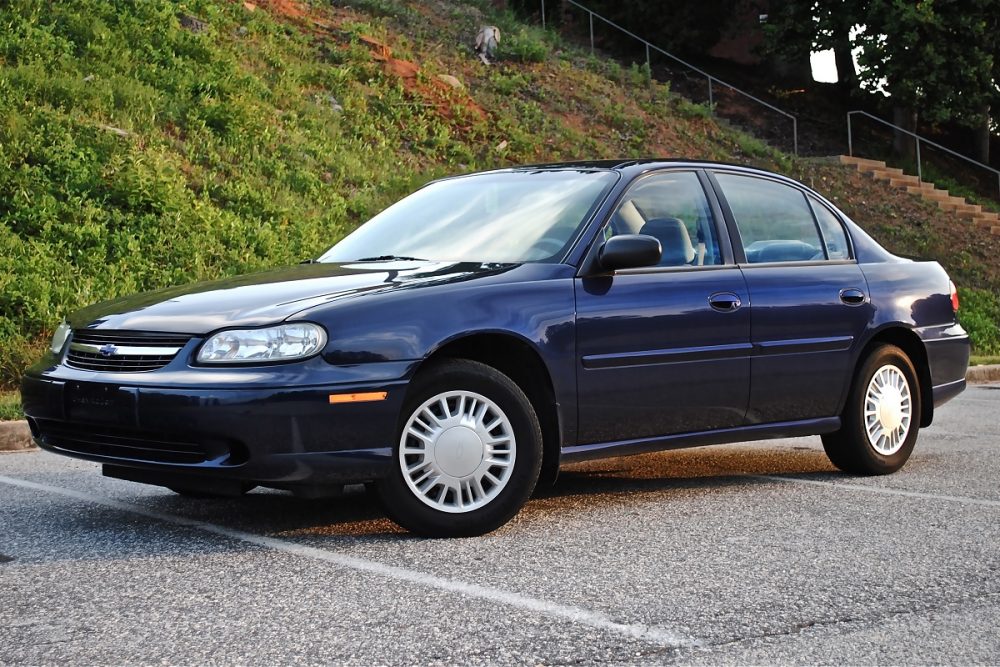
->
(638, 217, 696, 266)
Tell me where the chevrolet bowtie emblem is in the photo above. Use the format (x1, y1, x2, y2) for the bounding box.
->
(98, 344, 118, 357)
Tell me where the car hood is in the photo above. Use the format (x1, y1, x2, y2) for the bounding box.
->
(68, 261, 532, 334)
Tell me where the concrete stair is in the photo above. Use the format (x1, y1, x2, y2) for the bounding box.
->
(839, 155, 1000, 235)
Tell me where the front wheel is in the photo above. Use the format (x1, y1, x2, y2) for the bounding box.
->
(377, 360, 542, 537)
(822, 344, 921, 475)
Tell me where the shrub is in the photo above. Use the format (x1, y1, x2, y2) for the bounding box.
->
(959, 287, 1000, 355)
(500, 28, 549, 63)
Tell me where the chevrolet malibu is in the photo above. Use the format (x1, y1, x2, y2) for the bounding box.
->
(22, 160, 970, 537)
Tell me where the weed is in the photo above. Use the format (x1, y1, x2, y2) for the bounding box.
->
(500, 28, 548, 63)
(490, 70, 532, 96)
(674, 96, 712, 119)
(628, 62, 651, 88)
(0, 392, 22, 422)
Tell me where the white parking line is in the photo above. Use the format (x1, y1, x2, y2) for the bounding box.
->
(0, 474, 696, 649)
(755, 474, 1000, 508)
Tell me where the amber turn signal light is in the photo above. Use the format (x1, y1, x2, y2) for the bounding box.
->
(328, 391, 388, 404)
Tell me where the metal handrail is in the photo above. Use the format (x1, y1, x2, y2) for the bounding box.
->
(847, 110, 1000, 199)
(539, 0, 799, 155)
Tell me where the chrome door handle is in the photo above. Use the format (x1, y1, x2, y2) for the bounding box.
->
(840, 288, 867, 305)
(709, 292, 742, 312)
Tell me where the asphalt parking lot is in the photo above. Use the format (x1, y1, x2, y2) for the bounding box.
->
(2, 384, 999, 665)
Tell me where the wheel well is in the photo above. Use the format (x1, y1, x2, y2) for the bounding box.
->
(861, 328, 934, 428)
(416, 334, 562, 486)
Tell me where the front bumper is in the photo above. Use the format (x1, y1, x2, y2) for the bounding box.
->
(21, 365, 411, 485)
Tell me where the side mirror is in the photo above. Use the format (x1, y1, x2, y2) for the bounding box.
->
(598, 234, 662, 271)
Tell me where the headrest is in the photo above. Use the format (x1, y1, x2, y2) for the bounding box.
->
(639, 217, 695, 266)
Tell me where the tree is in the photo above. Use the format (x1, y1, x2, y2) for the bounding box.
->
(763, 1, 867, 93)
(855, 0, 996, 160)
(826, 3, 862, 94)
(765, 0, 998, 163)
(760, 1, 816, 85)
(558, 0, 749, 57)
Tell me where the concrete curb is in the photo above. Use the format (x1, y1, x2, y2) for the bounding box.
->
(1, 365, 999, 453)
(0, 421, 34, 453)
(967, 364, 1000, 384)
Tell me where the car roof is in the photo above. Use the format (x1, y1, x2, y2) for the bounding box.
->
(510, 159, 780, 178)
(434, 160, 817, 203)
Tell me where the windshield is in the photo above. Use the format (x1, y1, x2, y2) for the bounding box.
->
(319, 170, 618, 264)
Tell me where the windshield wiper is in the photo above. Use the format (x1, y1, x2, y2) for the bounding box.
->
(353, 255, 427, 262)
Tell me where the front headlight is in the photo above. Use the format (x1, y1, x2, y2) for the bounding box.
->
(197, 323, 327, 364)
(50, 321, 71, 355)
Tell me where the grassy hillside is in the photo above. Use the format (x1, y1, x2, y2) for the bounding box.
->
(0, 0, 997, 391)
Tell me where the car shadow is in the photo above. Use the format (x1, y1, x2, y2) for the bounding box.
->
(13, 444, 857, 562)
(144, 442, 843, 540)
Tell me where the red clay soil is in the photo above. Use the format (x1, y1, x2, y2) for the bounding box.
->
(256, 0, 305, 20)
(256, 1, 486, 129)
(357, 35, 486, 127)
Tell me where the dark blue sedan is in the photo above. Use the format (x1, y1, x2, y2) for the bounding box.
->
(22, 160, 970, 536)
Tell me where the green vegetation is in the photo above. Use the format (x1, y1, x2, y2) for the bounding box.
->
(0, 0, 776, 389)
(1, 0, 440, 382)
(499, 26, 550, 63)
(765, 1, 997, 151)
(0, 392, 23, 421)
(959, 288, 1000, 356)
(0, 0, 997, 407)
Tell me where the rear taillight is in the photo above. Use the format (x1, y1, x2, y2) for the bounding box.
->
(950, 280, 960, 312)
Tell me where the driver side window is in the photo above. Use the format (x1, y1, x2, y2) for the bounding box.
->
(606, 172, 723, 267)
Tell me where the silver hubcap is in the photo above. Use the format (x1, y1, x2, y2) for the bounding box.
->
(399, 390, 516, 513)
(864, 364, 912, 455)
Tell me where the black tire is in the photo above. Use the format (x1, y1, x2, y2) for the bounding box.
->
(822, 344, 922, 475)
(376, 359, 543, 537)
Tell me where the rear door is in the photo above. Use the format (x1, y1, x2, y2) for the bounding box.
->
(574, 170, 751, 444)
(710, 171, 874, 424)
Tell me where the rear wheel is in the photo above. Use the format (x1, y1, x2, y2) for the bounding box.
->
(822, 344, 921, 475)
(377, 360, 542, 537)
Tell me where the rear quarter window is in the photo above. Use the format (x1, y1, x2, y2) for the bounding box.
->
(809, 197, 851, 260)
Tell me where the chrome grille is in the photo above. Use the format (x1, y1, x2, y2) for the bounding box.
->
(65, 330, 192, 372)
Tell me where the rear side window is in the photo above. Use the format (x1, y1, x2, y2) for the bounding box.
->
(715, 173, 825, 263)
(809, 197, 851, 260)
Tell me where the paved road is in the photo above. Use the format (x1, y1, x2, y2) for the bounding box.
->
(2, 384, 999, 665)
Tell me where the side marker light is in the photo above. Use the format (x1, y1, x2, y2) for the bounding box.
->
(328, 391, 388, 404)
